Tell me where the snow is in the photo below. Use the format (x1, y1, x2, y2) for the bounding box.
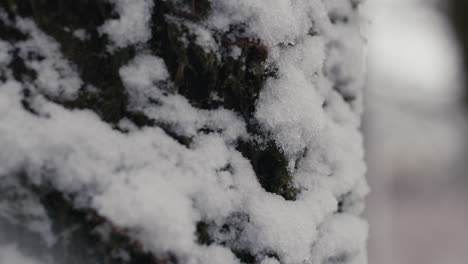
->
(243, 190, 336, 263)
(99, 0, 154, 48)
(255, 36, 327, 159)
(14, 17, 82, 100)
(119, 54, 170, 106)
(184, 21, 219, 53)
(208, 0, 327, 46)
(310, 214, 368, 264)
(0, 1, 368, 263)
(72, 29, 89, 41)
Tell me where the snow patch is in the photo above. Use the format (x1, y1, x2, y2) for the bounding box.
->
(8, 17, 82, 99)
(99, 0, 154, 48)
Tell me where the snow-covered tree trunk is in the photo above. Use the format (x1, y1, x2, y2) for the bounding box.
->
(0, 1, 368, 263)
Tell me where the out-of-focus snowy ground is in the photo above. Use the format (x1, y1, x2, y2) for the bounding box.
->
(363, 0, 468, 263)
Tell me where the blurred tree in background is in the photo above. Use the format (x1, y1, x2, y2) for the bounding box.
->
(448, 0, 468, 100)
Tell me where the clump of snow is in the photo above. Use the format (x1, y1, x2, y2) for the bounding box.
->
(230, 46, 242, 59)
(4, 16, 83, 100)
(208, 0, 327, 46)
(119, 54, 169, 105)
(242, 190, 336, 263)
(310, 214, 368, 264)
(255, 36, 327, 159)
(72, 29, 89, 41)
(186, 22, 219, 53)
(99, 0, 154, 48)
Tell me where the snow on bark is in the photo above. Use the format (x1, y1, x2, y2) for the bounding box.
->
(0, 0, 368, 263)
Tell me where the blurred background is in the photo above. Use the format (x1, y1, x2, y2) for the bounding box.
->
(362, 0, 468, 263)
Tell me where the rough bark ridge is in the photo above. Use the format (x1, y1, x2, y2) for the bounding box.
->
(0, 1, 368, 264)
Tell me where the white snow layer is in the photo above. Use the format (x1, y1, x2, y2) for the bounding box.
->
(0, 1, 368, 264)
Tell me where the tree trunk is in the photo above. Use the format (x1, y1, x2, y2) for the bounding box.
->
(0, 1, 369, 263)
